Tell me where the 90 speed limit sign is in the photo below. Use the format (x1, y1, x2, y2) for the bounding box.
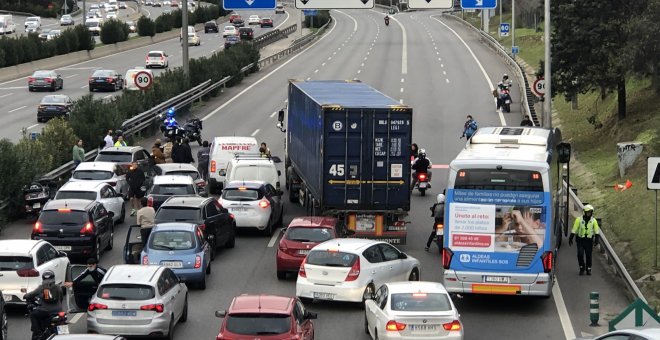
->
(532, 78, 546, 97)
(134, 71, 153, 90)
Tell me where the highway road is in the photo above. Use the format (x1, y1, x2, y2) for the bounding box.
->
(2, 8, 630, 340)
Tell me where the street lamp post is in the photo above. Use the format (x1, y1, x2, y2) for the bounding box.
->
(182, 0, 189, 81)
(511, 0, 515, 55)
(544, 0, 552, 128)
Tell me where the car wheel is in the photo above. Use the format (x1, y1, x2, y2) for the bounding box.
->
(118, 204, 125, 224)
(166, 318, 175, 340)
(206, 261, 211, 274)
(198, 274, 206, 290)
(180, 295, 188, 322)
(106, 226, 114, 250)
(225, 228, 235, 249)
(0, 304, 7, 340)
(94, 239, 101, 262)
(276, 271, 286, 280)
(408, 268, 419, 281)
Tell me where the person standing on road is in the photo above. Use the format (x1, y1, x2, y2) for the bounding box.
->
(114, 135, 127, 147)
(163, 137, 174, 163)
(126, 162, 145, 216)
(461, 115, 478, 140)
(197, 140, 210, 181)
(64, 257, 107, 287)
(259, 142, 271, 158)
(137, 196, 155, 245)
(568, 204, 601, 275)
(72, 139, 85, 167)
(104, 130, 114, 149)
(152, 139, 165, 164)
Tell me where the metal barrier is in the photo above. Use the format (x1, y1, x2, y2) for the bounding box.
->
(259, 18, 332, 69)
(252, 24, 298, 50)
(563, 180, 647, 303)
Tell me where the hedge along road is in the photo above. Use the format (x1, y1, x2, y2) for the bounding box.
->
(0, 8, 294, 143)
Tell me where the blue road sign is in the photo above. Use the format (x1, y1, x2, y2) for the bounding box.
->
(303, 9, 318, 15)
(460, 0, 496, 9)
(223, 0, 276, 10)
(512, 45, 519, 55)
(499, 23, 510, 37)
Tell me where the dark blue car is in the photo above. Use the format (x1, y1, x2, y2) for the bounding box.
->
(224, 35, 240, 49)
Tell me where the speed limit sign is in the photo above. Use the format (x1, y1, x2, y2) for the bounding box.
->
(532, 78, 546, 97)
(134, 71, 153, 90)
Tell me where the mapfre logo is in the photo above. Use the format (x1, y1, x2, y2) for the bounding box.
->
(459, 254, 471, 262)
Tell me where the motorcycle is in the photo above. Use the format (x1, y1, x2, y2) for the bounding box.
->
(499, 88, 512, 113)
(415, 172, 430, 196)
(182, 118, 203, 146)
(384, 17, 389, 26)
(159, 115, 204, 145)
(24, 182, 50, 217)
(27, 296, 69, 340)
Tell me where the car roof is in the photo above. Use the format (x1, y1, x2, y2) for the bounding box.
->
(597, 328, 660, 338)
(59, 181, 107, 192)
(288, 216, 338, 228)
(313, 238, 381, 252)
(161, 196, 209, 207)
(384, 281, 450, 295)
(0, 239, 45, 256)
(102, 265, 162, 285)
(156, 163, 198, 172)
(51, 335, 126, 339)
(224, 180, 266, 189)
(229, 295, 293, 315)
(41, 95, 70, 100)
(152, 222, 198, 232)
(74, 161, 117, 171)
(153, 175, 195, 185)
(43, 199, 96, 211)
(147, 50, 165, 54)
(100, 146, 145, 153)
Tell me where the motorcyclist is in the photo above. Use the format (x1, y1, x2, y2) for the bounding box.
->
(426, 193, 445, 251)
(25, 270, 65, 340)
(411, 148, 432, 194)
(384, 15, 389, 26)
(163, 110, 177, 129)
(496, 74, 513, 110)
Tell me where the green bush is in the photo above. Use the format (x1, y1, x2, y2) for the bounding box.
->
(100, 19, 129, 44)
(39, 118, 79, 168)
(73, 24, 95, 51)
(0, 1, 59, 18)
(54, 33, 71, 55)
(155, 12, 175, 33)
(137, 16, 156, 37)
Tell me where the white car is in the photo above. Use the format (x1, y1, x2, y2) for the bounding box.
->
(248, 15, 260, 25)
(218, 180, 284, 235)
(364, 281, 464, 340)
(119, 1, 128, 8)
(85, 19, 102, 35)
(163, 0, 171, 5)
(55, 181, 126, 224)
(106, 11, 118, 19)
(0, 240, 70, 304)
(222, 25, 237, 37)
(24, 16, 41, 29)
(87, 265, 188, 337)
(69, 161, 129, 199)
(46, 29, 61, 40)
(296, 239, 421, 303)
(187, 33, 200, 46)
(146, 50, 169, 68)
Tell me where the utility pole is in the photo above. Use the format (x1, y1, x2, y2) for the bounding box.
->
(83, 0, 86, 25)
(511, 0, 515, 54)
(543, 0, 552, 127)
(182, 0, 189, 81)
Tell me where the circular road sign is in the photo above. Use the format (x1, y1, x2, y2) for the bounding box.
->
(533, 78, 546, 97)
(134, 71, 153, 90)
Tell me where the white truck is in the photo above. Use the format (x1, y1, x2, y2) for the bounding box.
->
(0, 15, 16, 34)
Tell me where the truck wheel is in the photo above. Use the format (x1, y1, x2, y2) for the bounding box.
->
(289, 187, 297, 203)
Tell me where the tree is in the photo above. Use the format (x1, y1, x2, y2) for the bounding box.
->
(627, 0, 660, 92)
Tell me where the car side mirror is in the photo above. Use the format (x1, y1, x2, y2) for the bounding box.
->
(58, 251, 67, 257)
(272, 157, 282, 164)
(398, 252, 408, 259)
(362, 291, 375, 301)
(215, 310, 226, 318)
(277, 109, 284, 122)
(305, 311, 318, 320)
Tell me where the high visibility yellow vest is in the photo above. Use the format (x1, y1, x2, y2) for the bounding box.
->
(572, 217, 600, 238)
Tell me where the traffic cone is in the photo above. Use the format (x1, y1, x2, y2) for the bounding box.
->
(614, 180, 633, 192)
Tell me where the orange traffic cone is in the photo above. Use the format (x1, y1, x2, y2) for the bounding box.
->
(614, 180, 633, 192)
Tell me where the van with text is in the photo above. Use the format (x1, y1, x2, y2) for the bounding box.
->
(208, 136, 258, 193)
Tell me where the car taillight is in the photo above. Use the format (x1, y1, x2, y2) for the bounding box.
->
(442, 248, 453, 269)
(28, 77, 35, 83)
(386, 320, 406, 331)
(160, 56, 164, 61)
(80, 222, 94, 234)
(194, 255, 202, 268)
(298, 257, 307, 278)
(418, 173, 427, 181)
(45, 78, 53, 83)
(541, 251, 553, 273)
(17, 268, 39, 277)
(88, 303, 108, 311)
(196, 181, 206, 187)
(442, 320, 461, 331)
(140, 304, 164, 313)
(33, 221, 42, 233)
(210, 161, 216, 173)
(142, 255, 149, 264)
(345, 257, 360, 281)
(259, 200, 270, 208)
(107, 77, 114, 83)
(198, 223, 206, 232)
(147, 196, 153, 207)
(229, 213, 235, 220)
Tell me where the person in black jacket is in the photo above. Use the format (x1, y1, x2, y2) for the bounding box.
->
(181, 138, 194, 164)
(64, 258, 107, 287)
(25, 270, 65, 340)
(172, 138, 187, 163)
(126, 162, 145, 216)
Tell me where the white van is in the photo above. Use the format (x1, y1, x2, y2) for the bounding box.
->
(124, 67, 154, 91)
(223, 155, 281, 191)
(208, 136, 258, 193)
(0, 15, 16, 34)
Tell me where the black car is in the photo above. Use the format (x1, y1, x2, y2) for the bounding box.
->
(224, 35, 240, 49)
(204, 20, 218, 33)
(238, 27, 254, 40)
(89, 69, 124, 92)
(28, 70, 63, 92)
(155, 196, 236, 259)
(37, 95, 73, 122)
(32, 199, 114, 262)
(0, 292, 5, 340)
(232, 18, 245, 27)
(146, 175, 200, 211)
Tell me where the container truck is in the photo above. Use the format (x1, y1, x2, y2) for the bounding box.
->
(276, 80, 413, 245)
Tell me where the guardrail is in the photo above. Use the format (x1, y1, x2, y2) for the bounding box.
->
(259, 18, 331, 69)
(252, 24, 298, 50)
(442, 13, 538, 126)
(563, 180, 646, 303)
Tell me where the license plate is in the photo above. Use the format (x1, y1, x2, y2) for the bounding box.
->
(230, 207, 247, 212)
(32, 202, 41, 208)
(54, 246, 71, 251)
(111, 310, 137, 317)
(56, 325, 69, 334)
(161, 261, 183, 268)
(418, 182, 427, 189)
(485, 276, 509, 283)
(312, 292, 335, 300)
(297, 249, 309, 255)
(47, 107, 57, 110)
(410, 324, 437, 332)
(96, 79, 105, 82)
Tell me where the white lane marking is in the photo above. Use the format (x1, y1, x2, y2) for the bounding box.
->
(8, 105, 26, 113)
(80, 85, 87, 89)
(69, 312, 84, 324)
(328, 57, 332, 60)
(400, 87, 404, 93)
(357, 70, 361, 74)
(333, 51, 337, 55)
(431, 15, 505, 126)
(270, 111, 277, 118)
(284, 99, 288, 103)
(392, 15, 408, 75)
(321, 62, 326, 66)
(445, 79, 449, 83)
(25, 123, 40, 130)
(103, 94, 112, 99)
(441, 63, 444, 67)
(0, 86, 25, 90)
(64, 74, 78, 79)
(314, 69, 318, 73)
(443, 71, 446, 75)
(366, 51, 370, 55)
(306, 77, 311, 80)
(0, 93, 13, 98)
(336, 10, 358, 32)
(57, 67, 99, 70)
(553, 279, 577, 340)
(267, 228, 282, 247)
(251, 128, 260, 136)
(364, 57, 368, 61)
(202, 16, 338, 122)
(401, 78, 404, 83)
(360, 63, 364, 67)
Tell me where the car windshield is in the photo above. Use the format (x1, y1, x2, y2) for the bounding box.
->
(93, 70, 114, 77)
(96, 152, 132, 163)
(224, 26, 234, 30)
(221, 188, 261, 201)
(85, 21, 99, 27)
(0, 256, 34, 271)
(151, 184, 194, 195)
(286, 227, 334, 242)
(165, 170, 199, 180)
(33, 71, 53, 77)
(98, 284, 155, 300)
(148, 52, 163, 57)
(62, 15, 72, 19)
(155, 207, 201, 221)
(72, 170, 114, 180)
(225, 314, 291, 335)
(390, 293, 453, 312)
(39, 210, 87, 225)
(230, 167, 272, 182)
(41, 96, 66, 104)
(55, 191, 97, 201)
(126, 21, 134, 25)
(149, 230, 195, 250)
(306, 250, 357, 267)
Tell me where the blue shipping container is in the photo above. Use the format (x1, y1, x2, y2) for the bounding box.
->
(287, 80, 412, 212)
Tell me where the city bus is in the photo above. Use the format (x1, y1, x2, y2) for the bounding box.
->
(442, 126, 561, 297)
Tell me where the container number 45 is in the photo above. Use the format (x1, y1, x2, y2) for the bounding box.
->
(329, 164, 345, 176)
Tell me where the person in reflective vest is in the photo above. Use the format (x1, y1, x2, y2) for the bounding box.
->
(568, 204, 600, 275)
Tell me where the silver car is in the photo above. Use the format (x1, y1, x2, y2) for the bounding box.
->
(87, 265, 188, 337)
(55, 181, 126, 224)
(69, 161, 129, 199)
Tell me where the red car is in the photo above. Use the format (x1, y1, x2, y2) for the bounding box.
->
(276, 216, 353, 279)
(260, 17, 273, 28)
(229, 13, 241, 23)
(215, 295, 317, 340)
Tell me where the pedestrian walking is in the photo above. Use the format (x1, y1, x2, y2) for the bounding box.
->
(461, 115, 478, 140)
(137, 197, 155, 245)
(568, 204, 601, 275)
(103, 130, 114, 149)
(520, 115, 533, 126)
(152, 139, 165, 164)
(126, 162, 145, 216)
(197, 140, 210, 181)
(72, 139, 84, 167)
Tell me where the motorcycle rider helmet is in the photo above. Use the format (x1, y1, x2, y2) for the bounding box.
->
(503, 73, 509, 80)
(42, 270, 55, 281)
(436, 193, 445, 204)
(418, 148, 426, 158)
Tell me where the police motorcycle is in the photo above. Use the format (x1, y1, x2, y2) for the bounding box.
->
(26, 295, 69, 339)
(158, 108, 204, 145)
(23, 182, 50, 217)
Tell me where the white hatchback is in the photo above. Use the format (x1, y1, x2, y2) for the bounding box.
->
(364, 281, 464, 340)
(55, 181, 126, 224)
(0, 240, 70, 304)
(248, 15, 260, 25)
(222, 25, 237, 37)
(70, 161, 129, 199)
(146, 50, 169, 68)
(296, 239, 420, 303)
